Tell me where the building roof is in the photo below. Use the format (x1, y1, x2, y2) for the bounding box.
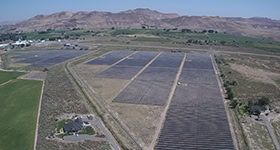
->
(251, 105, 265, 112)
(63, 118, 83, 132)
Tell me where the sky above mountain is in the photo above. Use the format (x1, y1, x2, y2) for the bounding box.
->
(0, 0, 279, 21)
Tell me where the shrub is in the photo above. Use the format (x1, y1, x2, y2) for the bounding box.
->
(230, 100, 238, 108)
(258, 97, 270, 106)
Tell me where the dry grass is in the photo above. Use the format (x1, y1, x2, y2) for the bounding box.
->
(243, 120, 275, 150)
(36, 64, 111, 150)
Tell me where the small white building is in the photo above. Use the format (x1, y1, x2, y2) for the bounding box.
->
(0, 43, 9, 48)
(12, 40, 30, 46)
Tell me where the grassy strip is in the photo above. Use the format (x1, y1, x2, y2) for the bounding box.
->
(79, 126, 95, 135)
(132, 37, 171, 42)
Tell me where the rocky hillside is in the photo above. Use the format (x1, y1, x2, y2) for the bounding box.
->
(3, 8, 280, 41)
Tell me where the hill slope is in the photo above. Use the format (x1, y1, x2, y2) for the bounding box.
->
(4, 8, 280, 41)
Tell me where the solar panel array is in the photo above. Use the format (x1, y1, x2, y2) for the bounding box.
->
(155, 53, 234, 150)
(15, 50, 88, 68)
(113, 52, 184, 105)
(86, 50, 134, 65)
(96, 51, 158, 79)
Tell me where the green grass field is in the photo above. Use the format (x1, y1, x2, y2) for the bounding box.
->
(0, 79, 43, 150)
(0, 71, 26, 84)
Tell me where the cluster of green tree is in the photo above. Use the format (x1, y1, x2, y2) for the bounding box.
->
(181, 29, 218, 34)
(172, 39, 219, 46)
(0, 33, 26, 42)
(71, 27, 83, 31)
(241, 97, 270, 117)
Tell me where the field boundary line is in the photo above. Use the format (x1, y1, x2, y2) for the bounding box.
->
(211, 54, 240, 150)
(148, 53, 186, 150)
(33, 80, 45, 150)
(0, 80, 13, 87)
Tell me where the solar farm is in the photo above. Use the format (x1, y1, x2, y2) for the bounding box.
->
(78, 50, 235, 149)
(13, 50, 88, 68)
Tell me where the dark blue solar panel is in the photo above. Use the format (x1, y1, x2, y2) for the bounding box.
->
(183, 53, 214, 70)
(137, 67, 178, 83)
(16, 57, 47, 63)
(149, 52, 184, 68)
(87, 50, 134, 65)
(116, 51, 158, 67)
(96, 66, 142, 79)
(15, 50, 89, 68)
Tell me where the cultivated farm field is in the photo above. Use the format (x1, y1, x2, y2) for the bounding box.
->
(0, 71, 26, 84)
(0, 79, 43, 150)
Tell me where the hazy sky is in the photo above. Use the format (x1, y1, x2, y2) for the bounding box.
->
(0, 0, 280, 21)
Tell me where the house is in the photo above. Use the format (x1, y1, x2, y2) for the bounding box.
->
(63, 118, 84, 133)
(251, 105, 265, 113)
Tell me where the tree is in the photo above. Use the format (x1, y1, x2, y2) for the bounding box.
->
(258, 97, 270, 106)
(248, 100, 253, 106)
(208, 30, 215, 33)
(230, 100, 238, 109)
(228, 91, 234, 100)
(226, 87, 234, 100)
(181, 29, 192, 33)
(201, 30, 207, 33)
(220, 41, 226, 45)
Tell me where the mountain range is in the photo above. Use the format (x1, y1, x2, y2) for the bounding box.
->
(3, 8, 280, 41)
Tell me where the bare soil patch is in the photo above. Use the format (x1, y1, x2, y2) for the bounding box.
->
(18, 71, 47, 81)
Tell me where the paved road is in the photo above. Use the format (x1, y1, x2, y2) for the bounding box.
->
(64, 117, 120, 150)
(260, 114, 280, 150)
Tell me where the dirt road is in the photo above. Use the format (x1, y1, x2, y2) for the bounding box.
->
(261, 114, 280, 150)
(90, 43, 280, 59)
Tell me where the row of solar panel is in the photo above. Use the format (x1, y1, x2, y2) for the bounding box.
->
(15, 50, 88, 68)
(155, 54, 234, 150)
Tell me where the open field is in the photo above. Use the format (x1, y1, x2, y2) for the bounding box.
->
(0, 70, 26, 84)
(0, 79, 43, 150)
(216, 54, 280, 101)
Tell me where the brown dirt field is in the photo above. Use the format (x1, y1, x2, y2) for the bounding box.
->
(230, 63, 280, 89)
(111, 103, 164, 148)
(18, 71, 47, 81)
(87, 78, 129, 104)
(73, 64, 110, 78)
